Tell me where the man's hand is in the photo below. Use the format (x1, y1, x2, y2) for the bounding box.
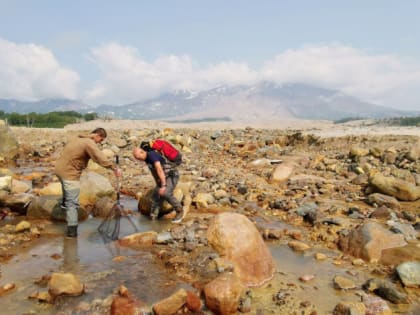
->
(114, 167, 122, 177)
(158, 186, 166, 196)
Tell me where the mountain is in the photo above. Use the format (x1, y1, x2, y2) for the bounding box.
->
(0, 98, 92, 114)
(0, 82, 418, 121)
(94, 82, 418, 122)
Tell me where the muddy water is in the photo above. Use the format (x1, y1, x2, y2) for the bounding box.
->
(0, 197, 189, 315)
(1, 196, 419, 314)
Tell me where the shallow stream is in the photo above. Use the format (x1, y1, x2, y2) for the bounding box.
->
(1, 197, 419, 314)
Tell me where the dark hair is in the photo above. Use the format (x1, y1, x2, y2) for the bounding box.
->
(140, 141, 151, 151)
(91, 128, 107, 139)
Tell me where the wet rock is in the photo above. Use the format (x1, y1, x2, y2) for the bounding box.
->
(119, 231, 157, 248)
(333, 275, 356, 290)
(212, 257, 235, 273)
(380, 242, 420, 266)
(299, 274, 315, 282)
(362, 294, 392, 315)
(314, 252, 327, 261)
(186, 290, 202, 312)
(366, 193, 401, 210)
(153, 288, 187, 315)
(48, 272, 84, 300)
(93, 196, 115, 217)
(204, 272, 245, 315)
(0, 192, 33, 214)
(338, 222, 407, 262)
(156, 231, 173, 244)
(396, 261, 420, 288)
(239, 295, 252, 313)
(27, 195, 88, 221)
(111, 285, 150, 315)
(28, 290, 51, 303)
(15, 220, 31, 232)
(0, 283, 16, 296)
(288, 240, 311, 252)
(207, 212, 276, 287)
(363, 278, 409, 304)
(138, 187, 184, 216)
(333, 301, 366, 315)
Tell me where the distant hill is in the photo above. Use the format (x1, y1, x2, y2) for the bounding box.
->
(0, 98, 92, 114)
(0, 82, 418, 121)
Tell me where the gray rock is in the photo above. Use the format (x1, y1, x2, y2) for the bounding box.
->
(396, 261, 420, 288)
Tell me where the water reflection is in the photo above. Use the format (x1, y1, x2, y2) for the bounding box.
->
(61, 237, 80, 273)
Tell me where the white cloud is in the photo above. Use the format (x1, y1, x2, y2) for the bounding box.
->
(261, 44, 420, 109)
(84, 42, 258, 105)
(86, 42, 420, 110)
(0, 38, 80, 101)
(1, 38, 419, 111)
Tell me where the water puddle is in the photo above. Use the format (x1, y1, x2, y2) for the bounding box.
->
(0, 197, 187, 314)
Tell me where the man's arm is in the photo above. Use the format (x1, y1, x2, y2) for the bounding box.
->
(154, 161, 166, 187)
(85, 141, 121, 176)
(85, 141, 113, 169)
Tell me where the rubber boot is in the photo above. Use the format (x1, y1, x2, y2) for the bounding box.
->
(150, 208, 159, 221)
(66, 225, 78, 238)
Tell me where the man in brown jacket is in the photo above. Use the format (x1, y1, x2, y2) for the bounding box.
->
(55, 128, 120, 237)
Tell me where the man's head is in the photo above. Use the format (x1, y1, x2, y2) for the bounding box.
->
(91, 128, 107, 143)
(133, 147, 147, 161)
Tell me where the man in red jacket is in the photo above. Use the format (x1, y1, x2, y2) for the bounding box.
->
(133, 146, 185, 223)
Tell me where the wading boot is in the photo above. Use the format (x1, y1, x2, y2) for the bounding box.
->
(150, 208, 159, 221)
(171, 207, 185, 224)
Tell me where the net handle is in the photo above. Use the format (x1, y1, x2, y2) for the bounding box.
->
(115, 155, 120, 202)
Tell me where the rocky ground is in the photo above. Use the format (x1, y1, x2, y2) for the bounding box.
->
(0, 119, 419, 314)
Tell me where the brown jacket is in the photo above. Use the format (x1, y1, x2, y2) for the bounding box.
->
(54, 136, 113, 180)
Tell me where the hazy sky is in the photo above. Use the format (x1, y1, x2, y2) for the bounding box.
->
(1, 0, 419, 110)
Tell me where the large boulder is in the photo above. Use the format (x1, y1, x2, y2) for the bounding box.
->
(380, 242, 420, 266)
(0, 192, 33, 214)
(48, 272, 84, 300)
(366, 193, 401, 210)
(204, 273, 245, 315)
(27, 195, 88, 221)
(138, 187, 183, 216)
(207, 212, 276, 287)
(79, 172, 115, 210)
(152, 288, 188, 315)
(0, 120, 19, 163)
(369, 173, 420, 201)
(338, 222, 407, 262)
(38, 182, 62, 196)
(270, 163, 294, 184)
